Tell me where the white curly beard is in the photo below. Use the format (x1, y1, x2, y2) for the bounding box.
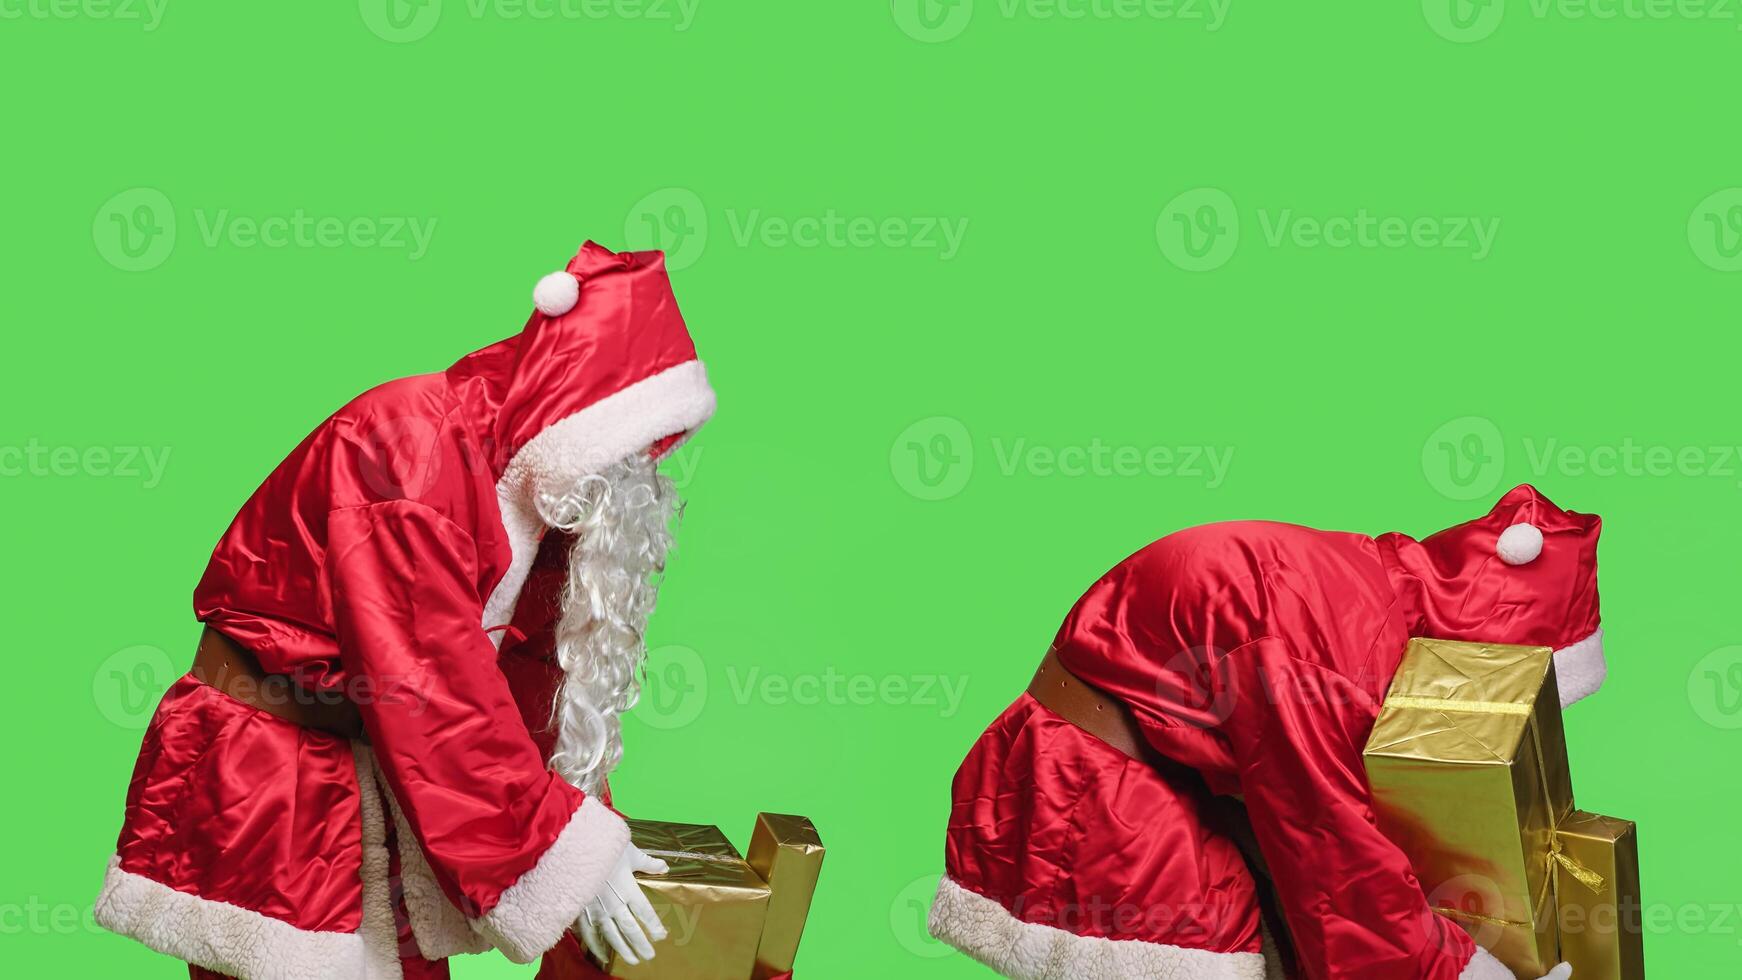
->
(536, 453, 681, 797)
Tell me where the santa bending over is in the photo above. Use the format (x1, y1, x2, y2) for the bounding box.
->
(930, 485, 1603, 980)
(94, 242, 715, 979)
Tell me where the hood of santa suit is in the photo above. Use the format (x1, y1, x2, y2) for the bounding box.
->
(1378, 483, 1606, 707)
(447, 241, 716, 634)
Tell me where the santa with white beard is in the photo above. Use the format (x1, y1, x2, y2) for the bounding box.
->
(94, 242, 717, 980)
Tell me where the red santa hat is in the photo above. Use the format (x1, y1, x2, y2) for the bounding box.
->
(1379, 484, 1606, 706)
(446, 241, 716, 633)
(500, 242, 713, 491)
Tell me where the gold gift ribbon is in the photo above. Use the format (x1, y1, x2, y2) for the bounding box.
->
(1436, 906, 1524, 928)
(1381, 695, 1532, 716)
(643, 849, 743, 865)
(1382, 692, 1607, 933)
(1548, 836, 1607, 893)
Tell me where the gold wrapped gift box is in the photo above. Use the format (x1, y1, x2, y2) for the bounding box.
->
(746, 813, 826, 979)
(598, 814, 824, 980)
(1555, 811, 1644, 980)
(1363, 638, 1644, 978)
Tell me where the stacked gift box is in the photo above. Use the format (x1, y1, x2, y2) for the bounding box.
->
(592, 812, 826, 980)
(1364, 638, 1645, 979)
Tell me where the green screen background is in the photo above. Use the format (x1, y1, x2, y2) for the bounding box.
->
(4, 2, 1739, 975)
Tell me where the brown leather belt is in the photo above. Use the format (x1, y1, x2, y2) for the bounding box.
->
(1026, 646, 1157, 764)
(1027, 646, 1275, 883)
(191, 627, 365, 740)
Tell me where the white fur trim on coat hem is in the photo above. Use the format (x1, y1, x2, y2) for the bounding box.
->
(351, 743, 404, 980)
(470, 794, 629, 963)
(94, 856, 368, 980)
(1554, 628, 1606, 707)
(368, 752, 492, 959)
(928, 876, 1268, 980)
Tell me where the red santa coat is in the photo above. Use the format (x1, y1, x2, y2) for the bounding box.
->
(931, 486, 1606, 980)
(94, 243, 717, 980)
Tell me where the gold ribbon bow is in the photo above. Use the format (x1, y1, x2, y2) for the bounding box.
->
(1548, 836, 1607, 893)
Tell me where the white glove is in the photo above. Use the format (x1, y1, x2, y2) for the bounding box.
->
(1459, 946, 1572, 980)
(574, 844, 670, 967)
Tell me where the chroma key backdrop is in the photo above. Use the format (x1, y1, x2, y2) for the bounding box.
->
(3, 2, 1741, 977)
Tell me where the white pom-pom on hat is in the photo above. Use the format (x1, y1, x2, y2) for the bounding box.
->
(533, 271, 580, 316)
(1497, 522, 1544, 565)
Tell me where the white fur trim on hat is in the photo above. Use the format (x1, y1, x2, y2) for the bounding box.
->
(1497, 522, 1544, 565)
(1553, 628, 1606, 708)
(928, 876, 1268, 980)
(533, 272, 580, 317)
(498, 359, 715, 508)
(470, 795, 630, 964)
(94, 856, 369, 980)
(481, 359, 716, 641)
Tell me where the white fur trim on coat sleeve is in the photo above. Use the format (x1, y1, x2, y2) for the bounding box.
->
(1554, 627, 1606, 708)
(928, 875, 1268, 980)
(469, 794, 629, 963)
(94, 856, 369, 980)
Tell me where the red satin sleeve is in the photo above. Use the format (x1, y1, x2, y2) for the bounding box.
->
(325, 500, 587, 917)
